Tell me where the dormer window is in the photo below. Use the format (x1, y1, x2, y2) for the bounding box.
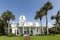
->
(21, 16, 23, 19)
(19, 15, 26, 22)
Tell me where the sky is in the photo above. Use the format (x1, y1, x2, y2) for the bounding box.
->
(0, 0, 60, 26)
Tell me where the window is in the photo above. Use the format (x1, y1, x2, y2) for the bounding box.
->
(21, 16, 23, 19)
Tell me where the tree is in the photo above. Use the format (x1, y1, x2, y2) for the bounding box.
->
(34, 8, 44, 34)
(43, 1, 53, 35)
(2, 10, 15, 34)
(51, 10, 60, 34)
(0, 19, 5, 35)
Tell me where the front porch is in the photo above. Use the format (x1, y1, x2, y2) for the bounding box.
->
(15, 27, 42, 36)
(5, 26, 43, 36)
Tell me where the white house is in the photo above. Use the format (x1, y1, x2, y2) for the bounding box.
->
(11, 15, 44, 36)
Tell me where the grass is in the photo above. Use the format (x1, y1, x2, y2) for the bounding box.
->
(30, 35, 60, 40)
(0, 36, 24, 40)
(0, 35, 60, 40)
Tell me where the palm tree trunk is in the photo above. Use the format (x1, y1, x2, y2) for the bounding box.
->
(46, 10, 49, 35)
(8, 21, 10, 34)
(40, 20, 42, 34)
(4, 20, 8, 33)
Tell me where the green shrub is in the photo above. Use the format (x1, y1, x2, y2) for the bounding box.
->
(0, 33, 5, 36)
(7, 33, 16, 37)
(29, 32, 33, 36)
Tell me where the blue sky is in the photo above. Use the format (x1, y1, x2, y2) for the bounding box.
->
(0, 0, 60, 26)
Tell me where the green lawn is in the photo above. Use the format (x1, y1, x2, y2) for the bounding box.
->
(0, 35, 60, 40)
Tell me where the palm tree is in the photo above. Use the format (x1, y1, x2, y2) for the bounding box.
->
(34, 8, 44, 34)
(51, 10, 60, 33)
(51, 15, 58, 34)
(43, 1, 53, 35)
(2, 10, 15, 34)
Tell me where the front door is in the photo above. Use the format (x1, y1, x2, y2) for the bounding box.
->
(24, 28, 29, 35)
(24, 30, 29, 35)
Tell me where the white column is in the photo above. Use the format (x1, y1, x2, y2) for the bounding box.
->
(19, 29, 20, 35)
(40, 27, 41, 34)
(23, 27, 24, 34)
(42, 27, 44, 34)
(38, 27, 40, 34)
(16, 28, 17, 35)
(36, 27, 37, 34)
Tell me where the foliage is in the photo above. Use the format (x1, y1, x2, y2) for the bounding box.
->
(2, 10, 15, 21)
(0, 19, 5, 35)
(34, 8, 44, 20)
(51, 10, 60, 34)
(41, 1, 53, 35)
(35, 1, 53, 35)
(34, 9, 44, 34)
(51, 11, 60, 23)
(1, 10, 15, 34)
(2, 10, 15, 27)
(7, 33, 16, 37)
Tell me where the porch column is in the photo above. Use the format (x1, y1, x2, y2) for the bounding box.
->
(16, 28, 17, 35)
(42, 27, 44, 34)
(23, 27, 24, 34)
(36, 27, 37, 34)
(29, 27, 31, 35)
